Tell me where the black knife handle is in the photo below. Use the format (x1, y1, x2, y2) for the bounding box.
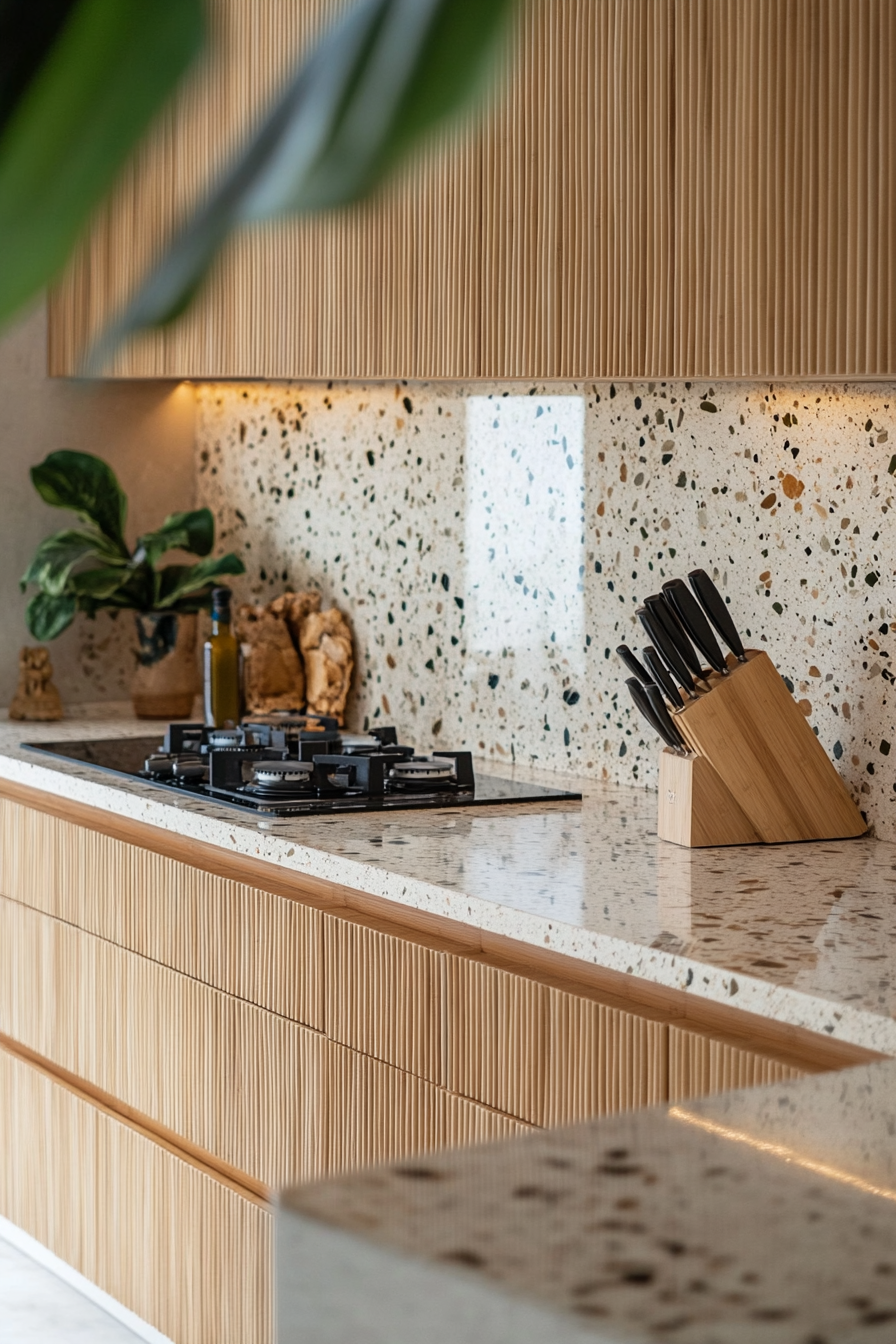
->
(645, 593, 706, 683)
(626, 678, 686, 755)
(661, 578, 728, 675)
(688, 569, 746, 662)
(642, 646, 685, 710)
(636, 605, 698, 699)
(617, 644, 653, 686)
(643, 683, 688, 753)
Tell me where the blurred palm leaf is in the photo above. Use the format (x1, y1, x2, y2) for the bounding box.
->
(90, 0, 514, 364)
(0, 0, 203, 326)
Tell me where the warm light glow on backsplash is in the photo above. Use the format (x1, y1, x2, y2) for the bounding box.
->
(195, 378, 896, 841)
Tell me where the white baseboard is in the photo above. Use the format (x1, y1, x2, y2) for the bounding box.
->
(0, 1214, 174, 1344)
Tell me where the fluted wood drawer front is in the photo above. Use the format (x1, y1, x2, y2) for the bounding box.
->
(0, 799, 324, 1029)
(545, 990, 668, 1128)
(325, 1040, 533, 1177)
(324, 914, 444, 1084)
(668, 1025, 807, 1103)
(0, 895, 325, 1189)
(0, 1044, 271, 1344)
(444, 955, 549, 1125)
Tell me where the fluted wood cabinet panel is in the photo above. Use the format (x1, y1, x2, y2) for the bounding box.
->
(48, 0, 896, 380)
(324, 914, 444, 1085)
(0, 895, 325, 1189)
(0, 1046, 271, 1344)
(444, 955, 549, 1125)
(325, 1041, 533, 1176)
(668, 1025, 806, 1103)
(0, 798, 324, 1029)
(545, 990, 668, 1128)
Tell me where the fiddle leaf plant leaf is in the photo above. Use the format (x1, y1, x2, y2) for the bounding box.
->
(90, 0, 514, 357)
(154, 553, 245, 609)
(67, 564, 130, 601)
(25, 589, 77, 641)
(134, 507, 215, 567)
(30, 450, 128, 548)
(20, 526, 125, 596)
(0, 0, 204, 326)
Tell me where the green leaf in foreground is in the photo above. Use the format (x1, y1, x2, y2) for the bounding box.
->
(91, 0, 514, 362)
(154, 554, 245, 609)
(0, 0, 204, 326)
(134, 507, 215, 568)
(26, 590, 77, 641)
(19, 526, 124, 595)
(30, 450, 128, 547)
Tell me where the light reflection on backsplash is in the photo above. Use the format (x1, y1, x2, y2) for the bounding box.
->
(464, 395, 586, 673)
(196, 379, 896, 841)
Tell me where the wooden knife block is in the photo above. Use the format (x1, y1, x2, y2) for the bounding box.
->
(656, 650, 866, 848)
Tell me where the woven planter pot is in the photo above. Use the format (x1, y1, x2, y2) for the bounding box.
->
(131, 612, 199, 720)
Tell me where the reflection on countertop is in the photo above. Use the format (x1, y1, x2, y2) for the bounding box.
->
(278, 1059, 896, 1344)
(1, 714, 896, 1052)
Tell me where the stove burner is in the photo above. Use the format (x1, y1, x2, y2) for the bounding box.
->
(252, 760, 314, 784)
(207, 729, 242, 748)
(389, 755, 457, 788)
(245, 760, 315, 797)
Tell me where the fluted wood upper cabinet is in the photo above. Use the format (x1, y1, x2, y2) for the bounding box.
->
(49, 0, 896, 381)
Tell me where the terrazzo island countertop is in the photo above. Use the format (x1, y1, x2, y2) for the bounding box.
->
(277, 1059, 896, 1344)
(1, 712, 896, 1055)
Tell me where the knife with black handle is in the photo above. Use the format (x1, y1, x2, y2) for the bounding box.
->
(661, 578, 729, 675)
(626, 678, 687, 755)
(643, 683, 688, 753)
(645, 593, 709, 685)
(616, 644, 653, 686)
(642, 646, 685, 710)
(687, 569, 747, 663)
(636, 605, 699, 700)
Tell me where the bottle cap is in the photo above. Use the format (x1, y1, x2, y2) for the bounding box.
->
(211, 586, 232, 618)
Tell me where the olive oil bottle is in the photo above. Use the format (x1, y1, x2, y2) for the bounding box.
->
(203, 587, 240, 727)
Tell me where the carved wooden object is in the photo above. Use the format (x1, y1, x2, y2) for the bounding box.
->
(8, 647, 62, 722)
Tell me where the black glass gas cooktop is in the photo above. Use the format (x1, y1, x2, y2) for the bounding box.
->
(24, 715, 581, 818)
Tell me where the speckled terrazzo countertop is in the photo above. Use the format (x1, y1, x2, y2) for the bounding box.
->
(277, 1059, 896, 1344)
(2, 712, 896, 1054)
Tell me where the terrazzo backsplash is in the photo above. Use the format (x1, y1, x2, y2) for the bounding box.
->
(195, 379, 896, 841)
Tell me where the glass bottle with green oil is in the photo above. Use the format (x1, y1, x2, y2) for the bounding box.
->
(204, 587, 241, 727)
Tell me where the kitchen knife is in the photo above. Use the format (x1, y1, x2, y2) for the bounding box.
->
(661, 578, 729, 675)
(625, 678, 687, 755)
(636, 605, 699, 700)
(687, 569, 747, 663)
(643, 682, 688, 752)
(617, 644, 653, 686)
(645, 593, 709, 684)
(642, 646, 685, 710)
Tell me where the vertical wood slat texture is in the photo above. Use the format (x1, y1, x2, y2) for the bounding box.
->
(48, 0, 896, 380)
(0, 799, 324, 1030)
(668, 1024, 805, 1102)
(0, 1048, 271, 1344)
(0, 798, 810, 1158)
(0, 895, 326, 1190)
(0, 798, 816, 1344)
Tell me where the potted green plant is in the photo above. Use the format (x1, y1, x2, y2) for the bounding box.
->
(21, 451, 244, 718)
